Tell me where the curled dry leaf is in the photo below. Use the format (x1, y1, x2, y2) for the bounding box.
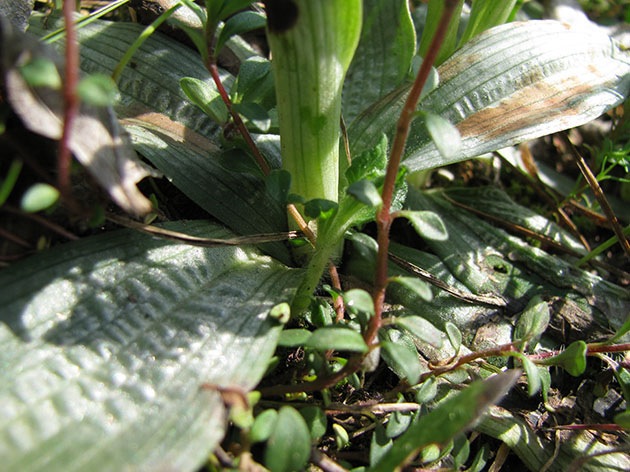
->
(0, 17, 159, 216)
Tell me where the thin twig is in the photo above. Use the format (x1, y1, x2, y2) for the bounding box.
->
(388, 252, 507, 307)
(106, 213, 301, 247)
(560, 132, 630, 258)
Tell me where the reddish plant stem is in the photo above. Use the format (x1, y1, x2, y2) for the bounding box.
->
(328, 262, 345, 322)
(366, 0, 458, 346)
(551, 423, 625, 432)
(207, 62, 271, 176)
(58, 0, 80, 198)
(529, 342, 630, 360)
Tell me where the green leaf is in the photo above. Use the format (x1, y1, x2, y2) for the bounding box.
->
(393, 315, 443, 348)
(380, 329, 422, 384)
(343, 288, 375, 317)
(180, 76, 228, 124)
(614, 410, 630, 429)
(233, 101, 271, 132)
(415, 377, 438, 403)
(266, 169, 291, 204)
(388, 277, 432, 302)
(513, 295, 550, 347)
(345, 134, 388, 184)
(230, 57, 274, 107)
(216, 0, 257, 22)
(371, 371, 520, 471)
(300, 406, 328, 441)
(418, 0, 464, 65)
(305, 327, 368, 353)
(396, 210, 448, 241)
(512, 352, 541, 396)
(333, 423, 350, 449)
(539, 340, 588, 377)
(77, 73, 119, 107)
(351, 20, 630, 172)
(386, 410, 413, 439)
(347, 180, 383, 208)
(265, 406, 311, 472)
(20, 182, 59, 212)
(458, 0, 517, 46)
(445, 321, 462, 353)
(18, 56, 61, 89)
(343, 0, 416, 123)
(0, 221, 299, 471)
(216, 10, 266, 56)
(421, 111, 461, 161)
(304, 199, 338, 220)
(607, 316, 630, 344)
(250, 409, 278, 443)
(277, 328, 312, 347)
(370, 424, 393, 467)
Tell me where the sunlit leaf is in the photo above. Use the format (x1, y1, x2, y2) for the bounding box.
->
(20, 182, 59, 212)
(0, 221, 299, 471)
(389, 277, 432, 302)
(343, 288, 375, 317)
(396, 210, 448, 241)
(539, 340, 588, 377)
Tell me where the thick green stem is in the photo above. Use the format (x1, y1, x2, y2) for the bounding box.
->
(266, 0, 362, 207)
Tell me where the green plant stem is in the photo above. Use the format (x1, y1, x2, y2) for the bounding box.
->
(266, 0, 362, 206)
(367, 0, 459, 346)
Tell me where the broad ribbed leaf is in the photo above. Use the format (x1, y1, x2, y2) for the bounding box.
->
(0, 221, 300, 472)
(350, 20, 630, 170)
(122, 118, 290, 264)
(343, 0, 416, 123)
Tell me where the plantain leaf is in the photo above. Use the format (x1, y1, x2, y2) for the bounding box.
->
(343, 0, 416, 123)
(350, 20, 630, 170)
(0, 220, 299, 472)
